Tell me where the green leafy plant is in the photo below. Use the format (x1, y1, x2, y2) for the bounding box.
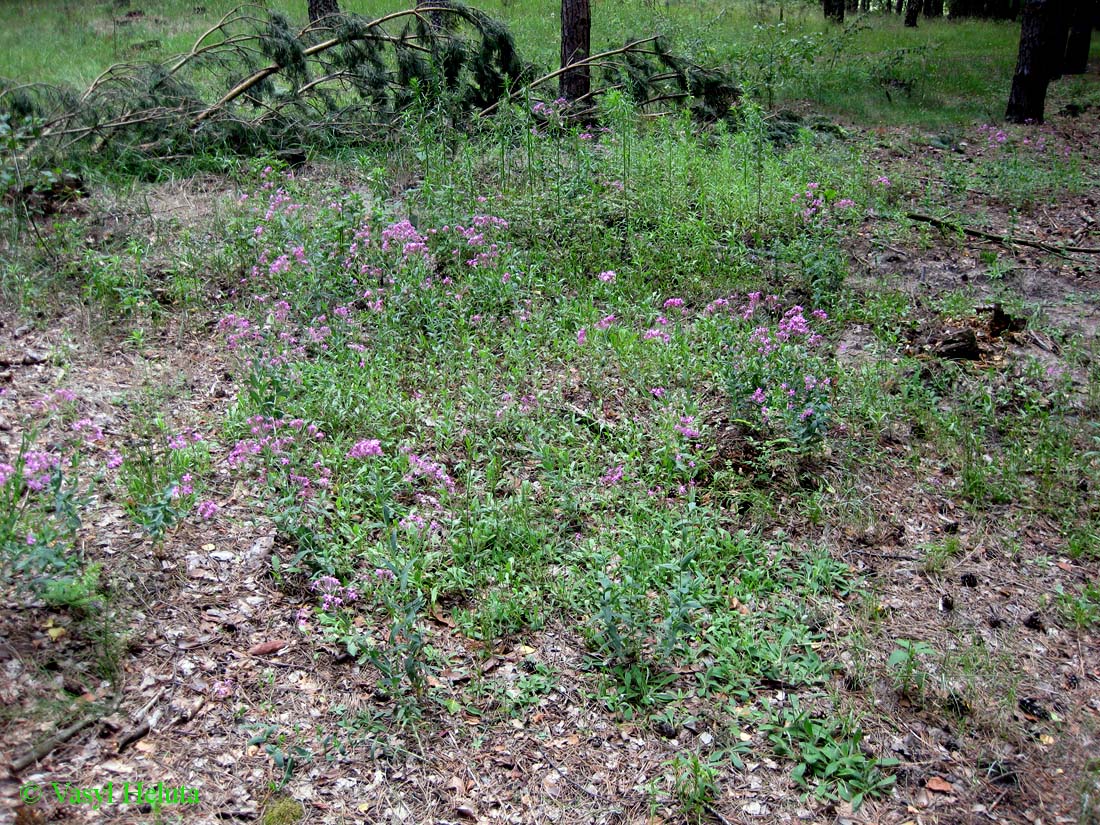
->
(888, 639, 936, 697)
(763, 697, 896, 810)
(669, 751, 720, 823)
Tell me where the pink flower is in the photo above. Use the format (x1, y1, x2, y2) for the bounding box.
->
(600, 465, 625, 485)
(597, 270, 616, 283)
(596, 314, 615, 330)
(72, 418, 104, 443)
(347, 439, 383, 459)
(197, 500, 219, 519)
(577, 328, 587, 345)
(675, 416, 701, 439)
(651, 387, 666, 398)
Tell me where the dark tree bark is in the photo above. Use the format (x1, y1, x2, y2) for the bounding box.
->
(823, 0, 846, 22)
(1047, 0, 1071, 80)
(923, 0, 945, 18)
(950, 0, 978, 18)
(308, 0, 339, 25)
(1064, 0, 1096, 73)
(1006, 0, 1059, 123)
(905, 0, 922, 25)
(896, 0, 905, 13)
(560, 0, 591, 100)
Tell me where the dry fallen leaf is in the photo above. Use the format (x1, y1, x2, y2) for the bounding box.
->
(247, 640, 288, 656)
(430, 605, 455, 627)
(926, 775, 954, 794)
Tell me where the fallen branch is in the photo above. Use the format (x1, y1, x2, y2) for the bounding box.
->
(191, 5, 458, 125)
(478, 36, 661, 118)
(906, 211, 1100, 255)
(10, 691, 123, 772)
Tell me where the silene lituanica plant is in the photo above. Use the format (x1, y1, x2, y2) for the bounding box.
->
(713, 292, 835, 452)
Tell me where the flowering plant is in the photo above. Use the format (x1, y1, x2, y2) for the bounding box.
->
(723, 296, 834, 450)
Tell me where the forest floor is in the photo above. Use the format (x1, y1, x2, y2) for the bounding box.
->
(2, 102, 1100, 825)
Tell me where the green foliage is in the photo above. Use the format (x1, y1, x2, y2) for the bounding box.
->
(887, 639, 936, 697)
(1055, 583, 1100, 629)
(0, 435, 92, 598)
(763, 697, 896, 810)
(669, 751, 720, 822)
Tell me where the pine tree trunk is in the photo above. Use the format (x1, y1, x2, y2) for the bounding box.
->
(824, 0, 846, 22)
(308, 0, 339, 25)
(560, 0, 591, 100)
(905, 0, 921, 25)
(1006, 0, 1058, 123)
(923, 0, 945, 18)
(950, 0, 977, 18)
(1047, 1, 1071, 80)
(1064, 0, 1095, 73)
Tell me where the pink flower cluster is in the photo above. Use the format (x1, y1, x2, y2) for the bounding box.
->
(403, 449, 456, 494)
(675, 416, 701, 439)
(311, 575, 359, 612)
(22, 451, 60, 491)
(218, 314, 262, 350)
(71, 418, 103, 444)
(704, 291, 781, 318)
(381, 219, 429, 260)
(227, 416, 325, 468)
(600, 465, 625, 485)
(347, 439, 383, 459)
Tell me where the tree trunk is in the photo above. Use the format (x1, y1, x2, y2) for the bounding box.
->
(896, 0, 905, 13)
(824, 0, 846, 22)
(950, 0, 977, 18)
(1006, 0, 1058, 123)
(1064, 0, 1095, 73)
(1047, 0, 1071, 80)
(560, 0, 591, 100)
(923, 0, 945, 18)
(308, 0, 339, 25)
(905, 0, 921, 24)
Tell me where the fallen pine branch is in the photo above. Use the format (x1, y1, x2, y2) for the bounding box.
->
(477, 36, 661, 118)
(10, 690, 123, 772)
(905, 211, 1100, 255)
(191, 5, 471, 126)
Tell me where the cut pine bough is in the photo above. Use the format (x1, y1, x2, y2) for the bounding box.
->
(904, 211, 1100, 256)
